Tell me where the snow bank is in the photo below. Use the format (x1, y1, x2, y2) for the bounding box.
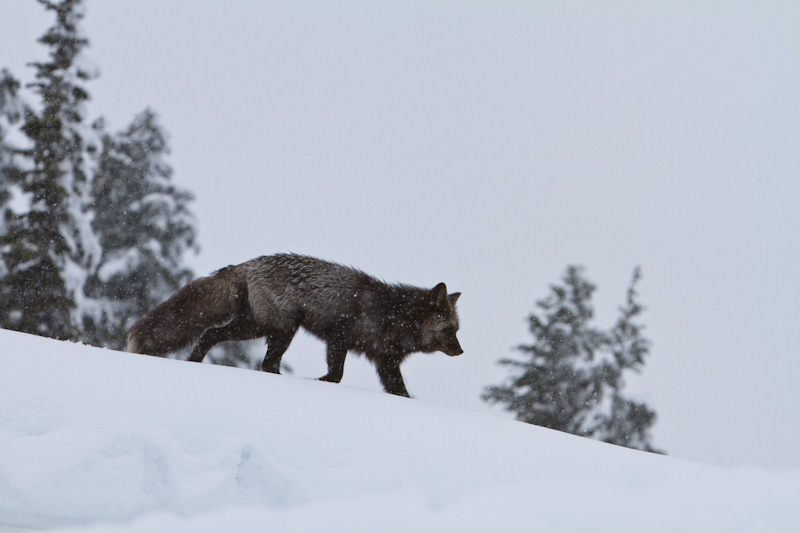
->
(0, 329, 797, 532)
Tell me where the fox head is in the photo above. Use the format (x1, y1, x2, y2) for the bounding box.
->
(419, 282, 463, 356)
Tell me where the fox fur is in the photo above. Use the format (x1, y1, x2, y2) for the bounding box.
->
(127, 253, 462, 397)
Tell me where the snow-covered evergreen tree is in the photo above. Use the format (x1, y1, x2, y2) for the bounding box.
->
(206, 340, 265, 370)
(592, 267, 659, 451)
(0, 0, 197, 349)
(483, 266, 661, 453)
(0, 0, 100, 340)
(0, 69, 26, 235)
(83, 109, 197, 349)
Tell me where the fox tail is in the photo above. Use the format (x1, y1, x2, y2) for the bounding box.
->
(126, 268, 244, 355)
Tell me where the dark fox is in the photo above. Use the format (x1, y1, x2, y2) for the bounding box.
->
(127, 253, 462, 397)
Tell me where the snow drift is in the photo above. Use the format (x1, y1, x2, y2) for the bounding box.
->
(0, 329, 797, 532)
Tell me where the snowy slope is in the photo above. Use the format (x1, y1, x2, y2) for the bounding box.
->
(0, 330, 797, 532)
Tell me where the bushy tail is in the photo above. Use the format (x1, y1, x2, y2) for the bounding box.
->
(127, 267, 245, 355)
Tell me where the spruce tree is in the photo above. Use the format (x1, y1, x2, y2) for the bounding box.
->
(592, 267, 659, 450)
(0, 69, 25, 229)
(0, 0, 198, 349)
(0, 69, 24, 298)
(0, 0, 99, 339)
(483, 266, 661, 453)
(83, 109, 197, 349)
(206, 340, 265, 370)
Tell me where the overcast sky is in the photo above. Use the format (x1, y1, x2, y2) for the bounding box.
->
(2, 0, 799, 469)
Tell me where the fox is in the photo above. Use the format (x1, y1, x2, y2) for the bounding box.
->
(127, 253, 462, 397)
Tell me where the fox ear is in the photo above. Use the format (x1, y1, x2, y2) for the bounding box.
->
(429, 282, 449, 309)
(448, 292, 461, 306)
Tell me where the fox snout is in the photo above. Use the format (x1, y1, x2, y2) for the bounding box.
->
(444, 339, 463, 357)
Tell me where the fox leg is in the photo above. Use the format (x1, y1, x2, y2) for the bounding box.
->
(187, 328, 228, 363)
(261, 326, 299, 374)
(319, 341, 347, 383)
(375, 360, 410, 398)
(187, 316, 265, 363)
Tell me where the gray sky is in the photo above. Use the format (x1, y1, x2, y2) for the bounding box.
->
(2, 0, 799, 469)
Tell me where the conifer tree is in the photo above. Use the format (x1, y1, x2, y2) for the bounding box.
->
(593, 268, 659, 450)
(0, 69, 25, 230)
(0, 69, 24, 296)
(0, 0, 99, 339)
(483, 266, 661, 453)
(0, 0, 197, 349)
(206, 340, 264, 370)
(83, 109, 197, 349)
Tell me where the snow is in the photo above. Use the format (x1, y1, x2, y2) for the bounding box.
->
(4, 186, 32, 216)
(0, 328, 797, 532)
(96, 248, 141, 284)
(71, 52, 101, 82)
